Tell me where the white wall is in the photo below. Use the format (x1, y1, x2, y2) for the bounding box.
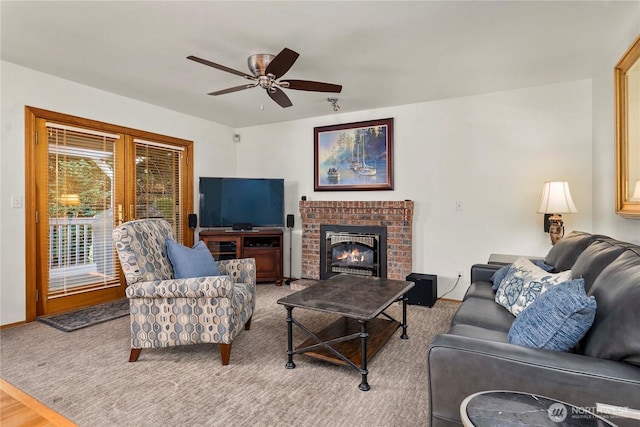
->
(592, 13, 640, 243)
(0, 61, 235, 325)
(236, 80, 593, 300)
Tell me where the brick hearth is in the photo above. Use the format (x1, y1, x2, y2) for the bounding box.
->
(299, 200, 414, 280)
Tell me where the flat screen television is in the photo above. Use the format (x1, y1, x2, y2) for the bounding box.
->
(199, 177, 284, 228)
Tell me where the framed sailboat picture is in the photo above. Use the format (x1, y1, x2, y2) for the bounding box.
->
(314, 118, 394, 191)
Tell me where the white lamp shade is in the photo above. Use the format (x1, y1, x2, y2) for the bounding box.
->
(632, 180, 640, 201)
(59, 193, 81, 206)
(537, 181, 578, 214)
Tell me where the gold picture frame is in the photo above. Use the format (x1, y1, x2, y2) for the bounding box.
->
(615, 34, 640, 219)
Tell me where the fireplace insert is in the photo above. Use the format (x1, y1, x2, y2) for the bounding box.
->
(320, 224, 387, 279)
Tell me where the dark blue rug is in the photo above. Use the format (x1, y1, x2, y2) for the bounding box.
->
(37, 298, 129, 332)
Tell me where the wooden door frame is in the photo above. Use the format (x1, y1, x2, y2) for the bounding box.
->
(24, 106, 194, 321)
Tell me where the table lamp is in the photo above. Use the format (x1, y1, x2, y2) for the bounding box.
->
(59, 193, 81, 206)
(537, 181, 578, 245)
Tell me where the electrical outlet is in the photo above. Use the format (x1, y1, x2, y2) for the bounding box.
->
(457, 269, 463, 277)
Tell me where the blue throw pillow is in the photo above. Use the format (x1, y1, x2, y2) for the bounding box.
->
(166, 239, 221, 279)
(531, 258, 554, 272)
(491, 259, 553, 290)
(508, 278, 596, 351)
(491, 264, 514, 290)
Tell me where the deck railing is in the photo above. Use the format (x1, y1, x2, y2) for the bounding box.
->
(48, 218, 94, 270)
(48, 216, 116, 291)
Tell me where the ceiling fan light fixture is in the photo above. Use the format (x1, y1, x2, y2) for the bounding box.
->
(248, 54, 274, 77)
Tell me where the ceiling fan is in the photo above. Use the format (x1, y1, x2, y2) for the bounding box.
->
(187, 48, 342, 108)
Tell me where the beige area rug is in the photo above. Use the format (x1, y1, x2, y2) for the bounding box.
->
(0, 284, 458, 427)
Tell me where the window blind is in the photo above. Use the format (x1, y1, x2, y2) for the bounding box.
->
(47, 124, 120, 296)
(135, 139, 184, 244)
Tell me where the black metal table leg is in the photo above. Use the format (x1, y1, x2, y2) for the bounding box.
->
(285, 306, 296, 369)
(359, 321, 370, 391)
(400, 295, 409, 340)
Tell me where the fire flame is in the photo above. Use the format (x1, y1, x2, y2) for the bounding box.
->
(336, 248, 365, 263)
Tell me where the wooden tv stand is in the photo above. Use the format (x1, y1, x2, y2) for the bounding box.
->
(199, 228, 284, 286)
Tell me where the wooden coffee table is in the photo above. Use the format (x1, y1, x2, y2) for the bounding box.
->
(277, 274, 415, 391)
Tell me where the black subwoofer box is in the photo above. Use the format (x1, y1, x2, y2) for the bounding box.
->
(405, 273, 437, 307)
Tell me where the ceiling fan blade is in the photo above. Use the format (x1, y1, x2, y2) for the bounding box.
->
(265, 48, 299, 79)
(282, 79, 342, 93)
(267, 87, 293, 108)
(208, 84, 255, 96)
(187, 55, 251, 78)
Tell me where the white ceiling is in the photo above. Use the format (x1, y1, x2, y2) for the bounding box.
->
(1, 1, 638, 128)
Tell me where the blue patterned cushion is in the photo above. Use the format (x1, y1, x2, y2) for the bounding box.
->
(166, 239, 221, 279)
(508, 278, 596, 351)
(491, 259, 553, 290)
(495, 257, 571, 316)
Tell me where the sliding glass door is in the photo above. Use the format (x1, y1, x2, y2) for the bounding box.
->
(27, 108, 193, 318)
(35, 120, 126, 314)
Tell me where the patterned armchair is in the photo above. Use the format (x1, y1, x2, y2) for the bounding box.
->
(112, 219, 255, 365)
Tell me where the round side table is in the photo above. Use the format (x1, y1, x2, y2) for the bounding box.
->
(460, 390, 617, 427)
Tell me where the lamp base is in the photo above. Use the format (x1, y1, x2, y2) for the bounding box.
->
(548, 214, 564, 245)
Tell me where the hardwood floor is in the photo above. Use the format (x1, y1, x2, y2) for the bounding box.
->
(0, 379, 76, 427)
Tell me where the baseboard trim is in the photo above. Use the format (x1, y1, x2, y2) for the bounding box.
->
(0, 321, 26, 330)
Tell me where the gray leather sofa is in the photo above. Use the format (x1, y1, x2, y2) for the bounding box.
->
(428, 231, 640, 426)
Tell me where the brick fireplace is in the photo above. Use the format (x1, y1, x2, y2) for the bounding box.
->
(299, 200, 414, 280)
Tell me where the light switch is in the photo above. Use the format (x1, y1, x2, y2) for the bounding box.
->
(11, 195, 23, 208)
(456, 200, 464, 211)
